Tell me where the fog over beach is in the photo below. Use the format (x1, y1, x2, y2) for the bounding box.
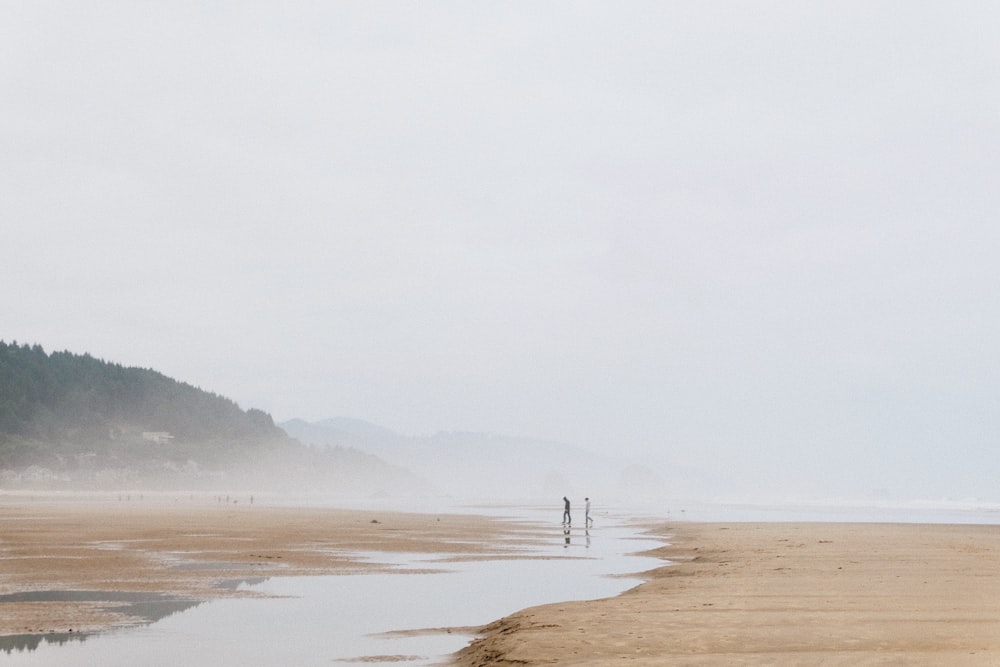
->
(4, 2, 1000, 507)
(4, 5, 1000, 663)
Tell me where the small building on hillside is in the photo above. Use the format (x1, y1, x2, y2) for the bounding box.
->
(142, 431, 174, 445)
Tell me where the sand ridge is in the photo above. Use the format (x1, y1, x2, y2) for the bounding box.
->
(456, 521, 1000, 665)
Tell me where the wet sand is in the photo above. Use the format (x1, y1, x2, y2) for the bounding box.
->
(0, 494, 545, 636)
(7, 497, 1000, 665)
(457, 521, 1000, 666)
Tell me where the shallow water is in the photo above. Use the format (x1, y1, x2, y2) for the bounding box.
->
(0, 507, 663, 666)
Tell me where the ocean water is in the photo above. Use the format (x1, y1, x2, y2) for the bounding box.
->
(0, 505, 664, 667)
(635, 497, 1000, 525)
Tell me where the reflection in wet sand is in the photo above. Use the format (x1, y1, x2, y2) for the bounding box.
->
(0, 506, 662, 665)
(1, 631, 86, 654)
(0, 590, 201, 654)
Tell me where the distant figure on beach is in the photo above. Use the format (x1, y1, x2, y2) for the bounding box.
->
(562, 496, 571, 525)
(585, 497, 592, 527)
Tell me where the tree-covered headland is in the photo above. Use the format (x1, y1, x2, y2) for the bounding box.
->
(0, 341, 420, 493)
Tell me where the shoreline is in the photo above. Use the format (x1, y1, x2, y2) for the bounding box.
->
(455, 521, 1000, 665)
(7, 495, 1000, 664)
(0, 494, 547, 638)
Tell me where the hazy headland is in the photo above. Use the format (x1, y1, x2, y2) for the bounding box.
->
(0, 341, 685, 504)
(5, 342, 1000, 665)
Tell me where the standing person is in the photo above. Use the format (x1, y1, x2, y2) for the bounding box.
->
(585, 497, 592, 527)
(562, 496, 571, 525)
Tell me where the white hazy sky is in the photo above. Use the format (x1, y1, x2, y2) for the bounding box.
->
(4, 2, 999, 499)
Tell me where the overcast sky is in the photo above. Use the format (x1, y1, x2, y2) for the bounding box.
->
(4, 2, 999, 499)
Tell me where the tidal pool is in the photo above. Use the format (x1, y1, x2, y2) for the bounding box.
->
(1, 508, 664, 666)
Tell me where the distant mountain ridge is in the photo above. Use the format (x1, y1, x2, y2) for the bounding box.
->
(281, 417, 399, 448)
(280, 417, 667, 501)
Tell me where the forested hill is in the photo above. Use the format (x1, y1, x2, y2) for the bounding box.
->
(0, 342, 431, 495)
(0, 341, 280, 444)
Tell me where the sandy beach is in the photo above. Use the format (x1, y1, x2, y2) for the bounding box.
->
(0, 494, 545, 637)
(458, 521, 1000, 666)
(5, 497, 1000, 665)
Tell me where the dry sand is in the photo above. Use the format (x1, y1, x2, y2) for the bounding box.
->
(0, 493, 544, 636)
(457, 521, 1000, 666)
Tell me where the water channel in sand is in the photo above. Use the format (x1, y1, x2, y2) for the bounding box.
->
(0, 506, 663, 666)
